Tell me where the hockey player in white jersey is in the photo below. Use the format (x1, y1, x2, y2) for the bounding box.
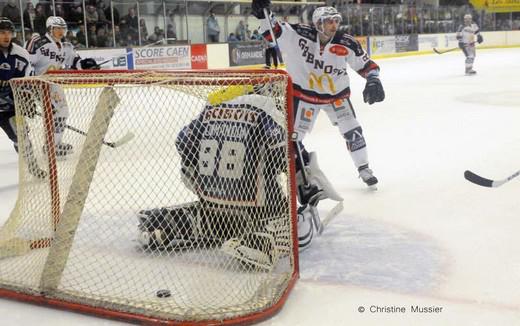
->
(252, 4, 385, 189)
(0, 17, 46, 179)
(456, 14, 483, 75)
(25, 16, 99, 157)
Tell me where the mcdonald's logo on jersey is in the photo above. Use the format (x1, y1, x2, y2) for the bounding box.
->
(308, 73, 336, 93)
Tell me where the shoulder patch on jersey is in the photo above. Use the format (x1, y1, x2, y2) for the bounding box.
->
(293, 24, 317, 42)
(329, 44, 348, 56)
(33, 36, 52, 51)
(332, 33, 364, 56)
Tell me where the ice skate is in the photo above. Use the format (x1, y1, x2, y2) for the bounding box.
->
(465, 68, 477, 76)
(358, 165, 378, 190)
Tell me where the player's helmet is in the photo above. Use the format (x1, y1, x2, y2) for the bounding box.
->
(46, 16, 67, 31)
(312, 7, 342, 33)
(0, 17, 15, 32)
(464, 14, 472, 24)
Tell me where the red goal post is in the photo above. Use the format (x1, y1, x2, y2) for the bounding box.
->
(0, 69, 298, 325)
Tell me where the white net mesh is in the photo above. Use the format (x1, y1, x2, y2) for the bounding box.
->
(0, 70, 297, 324)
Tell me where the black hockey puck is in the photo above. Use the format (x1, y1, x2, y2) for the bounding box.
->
(156, 289, 171, 298)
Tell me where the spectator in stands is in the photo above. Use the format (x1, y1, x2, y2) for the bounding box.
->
(166, 9, 177, 38)
(227, 32, 239, 42)
(139, 18, 148, 44)
(55, 4, 67, 23)
(23, 2, 35, 32)
(96, 1, 110, 28)
(236, 20, 247, 41)
(166, 24, 177, 41)
(88, 23, 97, 47)
(113, 25, 124, 46)
(86, 4, 99, 27)
(2, 0, 20, 24)
(33, 3, 46, 36)
(96, 27, 110, 47)
(206, 10, 220, 43)
(106, 3, 119, 25)
(76, 24, 87, 46)
(124, 7, 139, 35)
(68, 4, 84, 27)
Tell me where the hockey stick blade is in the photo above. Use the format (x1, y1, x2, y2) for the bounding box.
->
(433, 47, 458, 55)
(104, 132, 135, 148)
(318, 201, 344, 236)
(464, 170, 520, 188)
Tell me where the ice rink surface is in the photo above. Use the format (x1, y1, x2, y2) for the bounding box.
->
(1, 47, 519, 325)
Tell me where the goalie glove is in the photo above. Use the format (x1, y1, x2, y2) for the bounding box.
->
(251, 0, 271, 19)
(80, 58, 100, 70)
(363, 75, 385, 105)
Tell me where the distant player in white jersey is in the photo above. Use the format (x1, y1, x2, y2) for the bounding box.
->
(252, 4, 385, 190)
(456, 14, 483, 75)
(0, 17, 46, 179)
(25, 16, 99, 156)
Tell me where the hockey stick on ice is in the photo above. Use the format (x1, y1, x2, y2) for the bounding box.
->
(35, 112, 134, 148)
(63, 123, 134, 148)
(464, 170, 520, 188)
(433, 47, 459, 54)
(317, 201, 344, 235)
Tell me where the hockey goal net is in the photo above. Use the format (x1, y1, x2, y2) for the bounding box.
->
(0, 70, 298, 324)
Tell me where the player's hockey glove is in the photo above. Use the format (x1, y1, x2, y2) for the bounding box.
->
(80, 58, 100, 70)
(477, 34, 483, 44)
(252, 0, 271, 19)
(458, 41, 465, 49)
(363, 76, 385, 105)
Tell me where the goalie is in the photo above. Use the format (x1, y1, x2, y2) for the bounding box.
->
(137, 84, 338, 269)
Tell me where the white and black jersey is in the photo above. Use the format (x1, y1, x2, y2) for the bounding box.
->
(176, 94, 286, 207)
(260, 17, 379, 104)
(26, 33, 81, 75)
(0, 43, 33, 113)
(456, 23, 481, 45)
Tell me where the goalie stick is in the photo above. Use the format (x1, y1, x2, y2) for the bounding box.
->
(464, 170, 520, 188)
(35, 112, 134, 148)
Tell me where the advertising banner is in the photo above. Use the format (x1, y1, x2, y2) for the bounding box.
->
(370, 36, 396, 55)
(470, 0, 520, 12)
(133, 45, 191, 70)
(191, 44, 208, 69)
(395, 34, 419, 52)
(228, 41, 264, 66)
(77, 48, 129, 70)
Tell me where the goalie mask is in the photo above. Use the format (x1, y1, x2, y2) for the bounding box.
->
(312, 7, 342, 35)
(46, 16, 67, 40)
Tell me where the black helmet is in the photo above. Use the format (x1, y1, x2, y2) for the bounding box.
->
(0, 17, 15, 32)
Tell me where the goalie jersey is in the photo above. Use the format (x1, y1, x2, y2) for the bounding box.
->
(176, 93, 287, 207)
(25, 33, 81, 75)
